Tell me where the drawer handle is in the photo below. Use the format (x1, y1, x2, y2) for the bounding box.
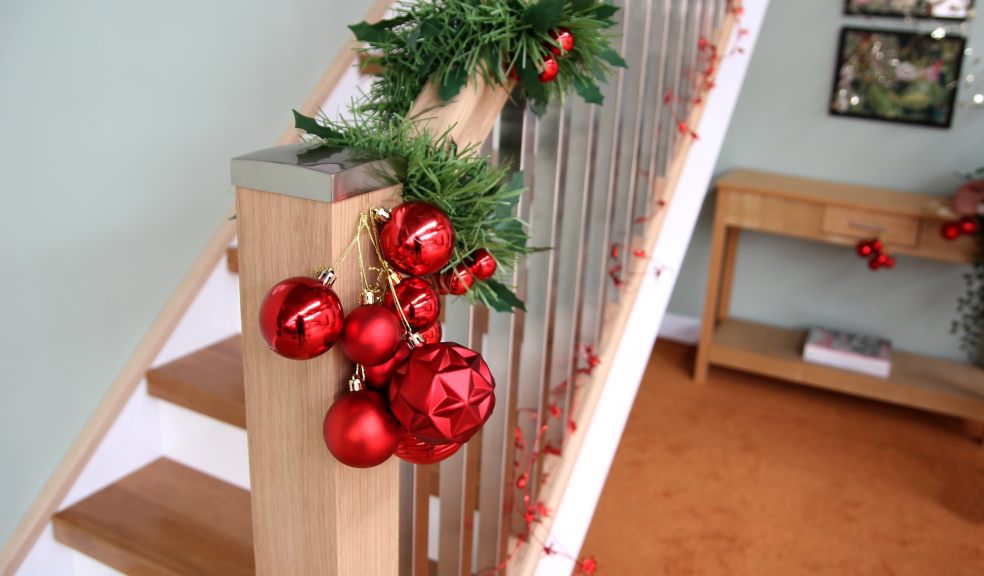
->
(847, 221, 886, 234)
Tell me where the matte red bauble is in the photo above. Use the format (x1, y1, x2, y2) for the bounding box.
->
(940, 222, 961, 240)
(323, 390, 401, 468)
(549, 28, 575, 55)
(341, 304, 403, 366)
(539, 55, 559, 83)
(384, 277, 440, 330)
(390, 342, 496, 445)
(958, 216, 979, 235)
(395, 432, 462, 465)
(855, 241, 873, 258)
(440, 265, 474, 296)
(379, 202, 455, 276)
(467, 248, 498, 281)
(258, 277, 343, 360)
(418, 322, 443, 345)
(363, 343, 412, 390)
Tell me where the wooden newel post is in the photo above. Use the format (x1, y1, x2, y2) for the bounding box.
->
(232, 144, 403, 575)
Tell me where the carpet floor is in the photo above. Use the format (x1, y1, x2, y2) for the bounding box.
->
(581, 340, 984, 576)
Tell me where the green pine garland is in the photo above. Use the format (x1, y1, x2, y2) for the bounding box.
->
(952, 216, 984, 363)
(293, 0, 625, 312)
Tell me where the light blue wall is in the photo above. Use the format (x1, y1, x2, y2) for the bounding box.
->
(0, 0, 373, 545)
(669, 2, 984, 361)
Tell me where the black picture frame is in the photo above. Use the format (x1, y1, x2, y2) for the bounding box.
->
(829, 27, 966, 128)
(844, 0, 974, 21)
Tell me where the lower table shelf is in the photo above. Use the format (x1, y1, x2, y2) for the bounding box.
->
(708, 319, 984, 421)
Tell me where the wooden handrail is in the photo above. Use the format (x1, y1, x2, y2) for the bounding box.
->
(0, 1, 393, 573)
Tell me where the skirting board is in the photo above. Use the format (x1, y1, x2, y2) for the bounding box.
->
(658, 313, 701, 345)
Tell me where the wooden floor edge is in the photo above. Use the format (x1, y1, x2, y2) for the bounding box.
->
(0, 1, 394, 573)
(509, 12, 739, 575)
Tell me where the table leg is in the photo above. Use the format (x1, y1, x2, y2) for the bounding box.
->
(717, 227, 740, 323)
(694, 200, 730, 383)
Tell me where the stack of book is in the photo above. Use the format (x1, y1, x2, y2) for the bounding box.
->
(802, 327, 892, 378)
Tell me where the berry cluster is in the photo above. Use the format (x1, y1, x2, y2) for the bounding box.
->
(855, 238, 896, 271)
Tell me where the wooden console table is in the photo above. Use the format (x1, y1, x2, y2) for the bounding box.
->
(694, 170, 984, 425)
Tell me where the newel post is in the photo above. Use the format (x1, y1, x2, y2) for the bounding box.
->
(232, 145, 402, 575)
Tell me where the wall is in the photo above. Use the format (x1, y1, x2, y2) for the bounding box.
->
(0, 0, 373, 545)
(668, 2, 984, 361)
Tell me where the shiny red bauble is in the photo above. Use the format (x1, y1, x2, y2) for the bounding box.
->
(258, 277, 344, 360)
(467, 249, 498, 281)
(418, 322, 443, 345)
(384, 277, 440, 330)
(940, 221, 961, 240)
(549, 28, 575, 55)
(958, 216, 979, 235)
(440, 265, 474, 295)
(390, 342, 496, 445)
(395, 432, 462, 465)
(341, 304, 403, 366)
(323, 390, 401, 468)
(379, 202, 456, 276)
(363, 343, 412, 390)
(539, 55, 559, 83)
(855, 241, 874, 258)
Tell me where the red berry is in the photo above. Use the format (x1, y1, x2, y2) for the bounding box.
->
(940, 221, 961, 240)
(958, 216, 979, 236)
(539, 55, 559, 83)
(549, 28, 575, 56)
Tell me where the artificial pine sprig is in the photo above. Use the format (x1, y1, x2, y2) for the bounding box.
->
(952, 215, 984, 361)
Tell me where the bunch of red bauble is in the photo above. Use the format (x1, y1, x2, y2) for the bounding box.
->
(856, 237, 895, 271)
(940, 216, 980, 241)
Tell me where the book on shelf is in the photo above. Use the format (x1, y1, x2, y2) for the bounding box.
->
(802, 326, 891, 378)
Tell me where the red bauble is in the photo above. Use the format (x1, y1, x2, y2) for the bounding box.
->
(940, 221, 961, 240)
(258, 277, 343, 360)
(341, 304, 403, 366)
(323, 390, 401, 468)
(549, 28, 575, 56)
(883, 255, 896, 269)
(855, 241, 873, 258)
(363, 343, 412, 390)
(440, 265, 474, 295)
(390, 342, 496, 445)
(958, 216, 979, 235)
(379, 202, 456, 276)
(539, 55, 559, 83)
(395, 432, 461, 465)
(868, 252, 889, 271)
(467, 248, 498, 281)
(870, 239, 885, 253)
(418, 322, 443, 345)
(384, 277, 440, 330)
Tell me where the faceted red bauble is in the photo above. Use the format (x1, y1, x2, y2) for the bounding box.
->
(390, 342, 496, 445)
(258, 277, 344, 360)
(539, 55, 559, 83)
(440, 265, 474, 296)
(549, 28, 575, 55)
(467, 248, 498, 281)
(958, 216, 979, 235)
(379, 202, 456, 276)
(940, 221, 961, 240)
(341, 304, 403, 366)
(395, 432, 462, 465)
(323, 390, 401, 468)
(418, 322, 443, 345)
(363, 343, 412, 390)
(384, 277, 440, 330)
(855, 241, 873, 258)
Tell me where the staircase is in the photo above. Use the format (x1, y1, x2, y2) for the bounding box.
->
(2, 1, 768, 574)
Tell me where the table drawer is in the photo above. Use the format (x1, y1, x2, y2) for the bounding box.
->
(821, 206, 921, 246)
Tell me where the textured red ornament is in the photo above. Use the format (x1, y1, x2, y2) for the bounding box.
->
(940, 221, 961, 240)
(418, 321, 443, 345)
(549, 28, 575, 55)
(467, 248, 498, 281)
(390, 342, 496, 445)
(379, 202, 455, 276)
(958, 216, 979, 235)
(855, 240, 873, 258)
(440, 265, 474, 295)
(323, 390, 401, 468)
(539, 55, 559, 83)
(394, 432, 461, 464)
(383, 277, 440, 330)
(341, 304, 403, 366)
(363, 343, 412, 390)
(258, 277, 344, 360)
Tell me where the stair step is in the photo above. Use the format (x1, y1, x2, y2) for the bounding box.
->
(53, 458, 254, 576)
(147, 336, 246, 429)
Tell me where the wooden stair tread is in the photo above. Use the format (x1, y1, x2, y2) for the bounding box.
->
(147, 336, 246, 429)
(53, 458, 254, 576)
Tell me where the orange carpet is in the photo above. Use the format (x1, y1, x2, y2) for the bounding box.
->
(582, 340, 984, 575)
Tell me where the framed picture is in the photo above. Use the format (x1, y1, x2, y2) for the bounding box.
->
(844, 0, 974, 20)
(829, 27, 966, 128)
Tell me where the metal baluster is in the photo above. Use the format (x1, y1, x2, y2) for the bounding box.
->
(666, 0, 689, 160)
(645, 0, 673, 214)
